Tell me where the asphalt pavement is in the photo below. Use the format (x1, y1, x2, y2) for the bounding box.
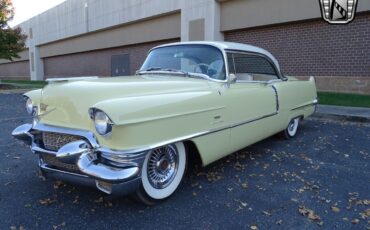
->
(0, 93, 369, 230)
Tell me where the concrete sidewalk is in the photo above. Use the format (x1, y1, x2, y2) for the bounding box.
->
(314, 104, 370, 123)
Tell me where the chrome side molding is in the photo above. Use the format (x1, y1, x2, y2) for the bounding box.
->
(291, 99, 319, 111)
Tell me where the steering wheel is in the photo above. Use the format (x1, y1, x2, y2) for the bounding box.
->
(193, 63, 210, 74)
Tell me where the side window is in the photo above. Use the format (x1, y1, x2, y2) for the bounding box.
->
(227, 52, 279, 82)
(227, 53, 236, 74)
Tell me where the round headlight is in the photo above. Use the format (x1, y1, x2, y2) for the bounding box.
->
(94, 110, 113, 135)
(26, 98, 34, 115)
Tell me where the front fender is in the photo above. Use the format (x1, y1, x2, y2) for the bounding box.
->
(91, 90, 226, 151)
(92, 91, 222, 126)
(24, 89, 43, 105)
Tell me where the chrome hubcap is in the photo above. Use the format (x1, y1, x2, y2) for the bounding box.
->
(288, 121, 295, 132)
(147, 145, 179, 189)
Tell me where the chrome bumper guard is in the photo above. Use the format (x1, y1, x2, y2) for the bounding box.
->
(12, 123, 146, 195)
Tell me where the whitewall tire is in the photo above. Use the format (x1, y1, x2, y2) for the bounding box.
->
(135, 142, 187, 205)
(283, 117, 300, 139)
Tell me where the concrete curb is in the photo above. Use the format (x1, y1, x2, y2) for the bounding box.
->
(312, 112, 370, 123)
(0, 89, 35, 94)
(312, 105, 370, 123)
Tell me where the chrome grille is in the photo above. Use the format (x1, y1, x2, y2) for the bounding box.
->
(42, 132, 81, 151)
(42, 154, 80, 172)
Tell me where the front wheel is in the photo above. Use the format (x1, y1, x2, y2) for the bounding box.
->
(135, 142, 187, 205)
(282, 117, 300, 139)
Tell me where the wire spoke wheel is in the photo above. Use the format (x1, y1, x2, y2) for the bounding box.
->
(136, 142, 187, 205)
(147, 145, 179, 189)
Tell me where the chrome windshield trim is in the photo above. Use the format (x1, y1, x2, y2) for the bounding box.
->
(138, 71, 227, 83)
(141, 44, 229, 83)
(290, 99, 319, 111)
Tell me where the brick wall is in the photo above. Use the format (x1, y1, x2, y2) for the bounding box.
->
(44, 39, 179, 78)
(225, 13, 370, 78)
(0, 61, 30, 80)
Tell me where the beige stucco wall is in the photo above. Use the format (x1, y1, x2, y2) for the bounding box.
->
(0, 50, 29, 64)
(39, 13, 181, 58)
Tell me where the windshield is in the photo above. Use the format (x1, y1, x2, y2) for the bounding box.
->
(140, 45, 226, 80)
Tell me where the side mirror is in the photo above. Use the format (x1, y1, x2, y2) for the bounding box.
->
(228, 74, 237, 84)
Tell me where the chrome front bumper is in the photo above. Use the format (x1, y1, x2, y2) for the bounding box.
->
(12, 123, 146, 195)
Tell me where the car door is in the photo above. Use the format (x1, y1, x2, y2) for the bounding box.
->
(223, 52, 281, 153)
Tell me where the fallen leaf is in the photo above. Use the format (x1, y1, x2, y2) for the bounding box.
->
(356, 200, 370, 205)
(349, 192, 359, 197)
(360, 209, 370, 219)
(73, 195, 79, 204)
(351, 219, 360, 224)
(262, 210, 271, 216)
(366, 209, 370, 216)
(53, 181, 65, 189)
(276, 220, 283, 225)
(299, 206, 321, 222)
(308, 212, 321, 221)
(53, 222, 66, 230)
(331, 206, 340, 213)
(39, 198, 56, 206)
(94, 197, 104, 203)
(105, 201, 113, 208)
(240, 201, 248, 207)
(241, 183, 248, 189)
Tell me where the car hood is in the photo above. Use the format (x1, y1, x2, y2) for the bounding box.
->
(36, 75, 215, 130)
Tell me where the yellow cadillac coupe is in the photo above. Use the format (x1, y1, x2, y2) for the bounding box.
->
(12, 41, 317, 205)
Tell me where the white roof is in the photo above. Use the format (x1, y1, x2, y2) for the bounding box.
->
(154, 41, 280, 71)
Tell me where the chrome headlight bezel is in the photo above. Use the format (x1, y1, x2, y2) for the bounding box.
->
(24, 96, 37, 116)
(89, 108, 114, 136)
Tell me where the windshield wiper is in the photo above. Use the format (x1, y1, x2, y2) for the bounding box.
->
(137, 67, 212, 80)
(137, 67, 189, 77)
(186, 72, 211, 81)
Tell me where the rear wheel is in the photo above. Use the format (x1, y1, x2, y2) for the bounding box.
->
(135, 142, 187, 205)
(282, 117, 300, 139)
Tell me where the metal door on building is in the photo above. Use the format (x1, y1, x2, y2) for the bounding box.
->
(111, 54, 130, 76)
